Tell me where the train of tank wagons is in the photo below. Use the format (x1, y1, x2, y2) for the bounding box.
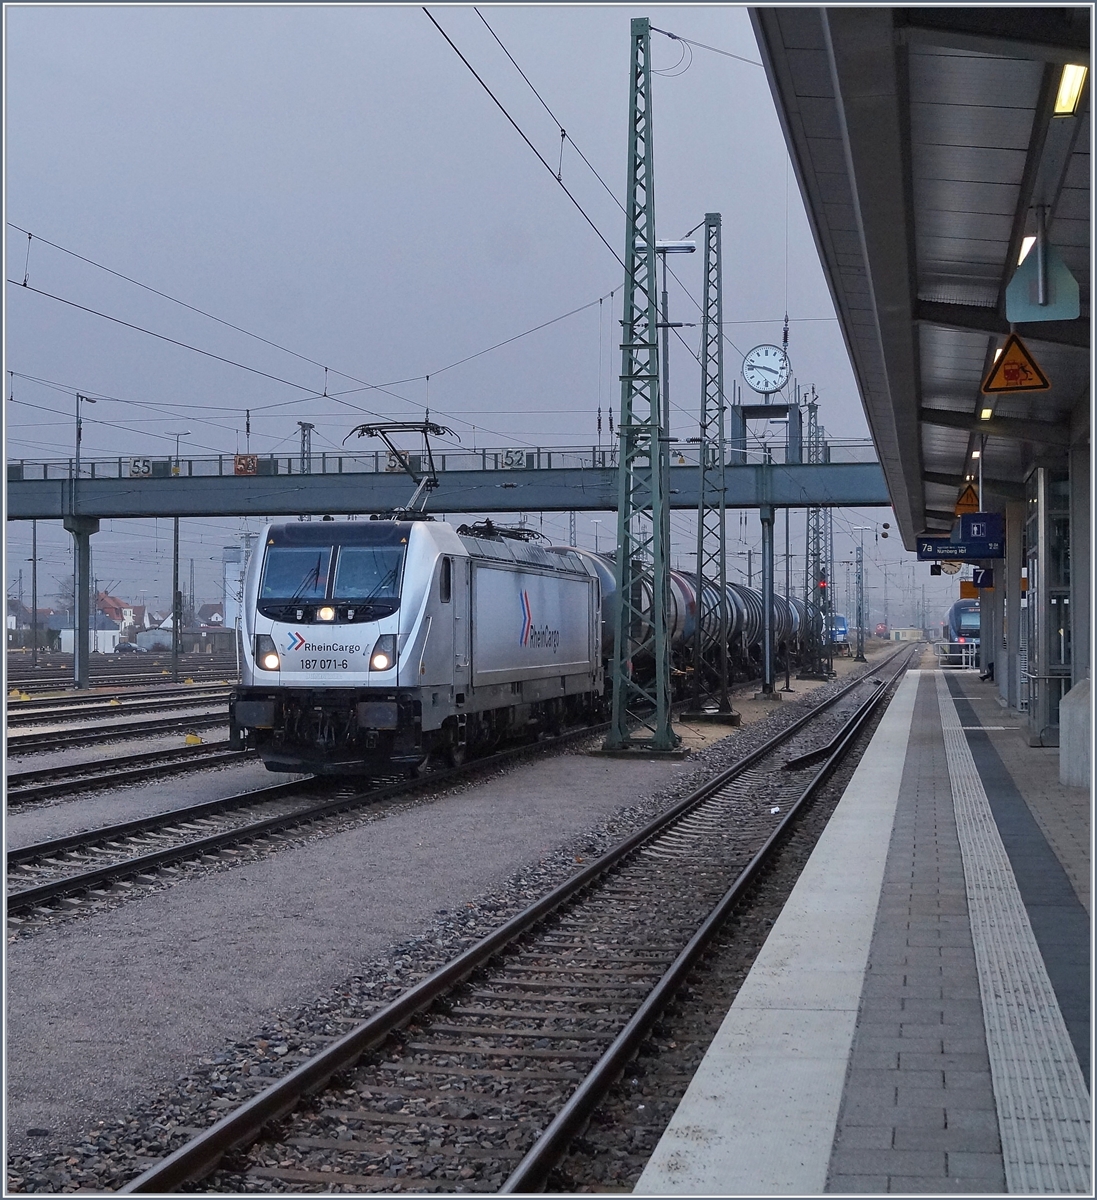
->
(230, 517, 829, 776)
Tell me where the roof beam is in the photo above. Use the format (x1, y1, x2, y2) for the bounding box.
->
(822, 8, 925, 536)
(915, 300, 1088, 351)
(922, 470, 1026, 502)
(895, 8, 1091, 66)
(919, 406, 1073, 448)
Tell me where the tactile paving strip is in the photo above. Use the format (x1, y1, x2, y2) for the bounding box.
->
(936, 671, 1091, 1194)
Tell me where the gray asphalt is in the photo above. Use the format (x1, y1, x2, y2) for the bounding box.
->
(6, 749, 693, 1155)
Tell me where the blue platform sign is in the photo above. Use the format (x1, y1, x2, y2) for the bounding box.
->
(973, 567, 994, 588)
(1005, 243, 1080, 323)
(950, 512, 1004, 544)
(917, 536, 1004, 561)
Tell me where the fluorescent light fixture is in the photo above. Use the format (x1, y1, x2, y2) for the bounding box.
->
(1018, 235, 1036, 264)
(993, 347, 1003, 361)
(1055, 64, 1087, 115)
(654, 240, 697, 254)
(971, 450, 980, 459)
(981, 408, 994, 420)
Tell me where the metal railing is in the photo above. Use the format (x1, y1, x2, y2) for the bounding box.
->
(7, 438, 878, 482)
(934, 641, 979, 670)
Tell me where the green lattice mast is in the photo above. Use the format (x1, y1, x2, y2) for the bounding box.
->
(691, 213, 732, 714)
(605, 17, 677, 752)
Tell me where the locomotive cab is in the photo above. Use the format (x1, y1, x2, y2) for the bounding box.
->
(231, 519, 603, 775)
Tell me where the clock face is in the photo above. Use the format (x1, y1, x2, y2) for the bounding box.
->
(742, 344, 791, 394)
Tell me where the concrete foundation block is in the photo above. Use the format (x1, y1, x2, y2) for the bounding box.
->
(1058, 677, 1090, 788)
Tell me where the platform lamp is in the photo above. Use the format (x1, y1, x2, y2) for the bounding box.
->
(166, 432, 190, 680)
(74, 393, 96, 486)
(169, 430, 192, 477)
(851, 527, 873, 662)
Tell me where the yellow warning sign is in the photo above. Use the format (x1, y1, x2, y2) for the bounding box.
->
(960, 580, 979, 600)
(981, 332, 1050, 393)
(955, 484, 979, 516)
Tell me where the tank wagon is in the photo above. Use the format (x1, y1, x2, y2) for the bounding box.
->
(553, 547, 810, 676)
(231, 519, 820, 775)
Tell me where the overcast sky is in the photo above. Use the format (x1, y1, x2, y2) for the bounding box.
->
(4, 4, 958, 624)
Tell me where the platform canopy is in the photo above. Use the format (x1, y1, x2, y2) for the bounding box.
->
(751, 7, 1091, 546)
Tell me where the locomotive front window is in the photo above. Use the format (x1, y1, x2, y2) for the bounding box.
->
(260, 547, 332, 601)
(958, 610, 980, 634)
(332, 545, 405, 602)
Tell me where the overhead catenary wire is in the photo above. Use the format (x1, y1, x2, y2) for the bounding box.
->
(7, 17, 782, 472)
(6, 287, 620, 452)
(6, 278, 370, 404)
(6, 222, 344, 383)
(474, 9, 625, 206)
(423, 7, 624, 269)
(7, 222, 621, 401)
(6, 232, 623, 447)
(6, 22, 762, 454)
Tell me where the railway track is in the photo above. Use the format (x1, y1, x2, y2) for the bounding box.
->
(6, 658, 239, 692)
(7, 687, 230, 726)
(6, 741, 254, 806)
(5, 710, 645, 921)
(7, 711, 228, 754)
(116, 647, 914, 1194)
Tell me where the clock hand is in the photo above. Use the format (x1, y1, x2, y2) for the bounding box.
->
(750, 363, 779, 374)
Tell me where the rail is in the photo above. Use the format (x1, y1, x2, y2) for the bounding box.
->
(120, 648, 912, 1194)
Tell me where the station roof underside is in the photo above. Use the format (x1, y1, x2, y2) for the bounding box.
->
(751, 6, 1091, 548)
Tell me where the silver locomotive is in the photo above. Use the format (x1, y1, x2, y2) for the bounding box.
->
(231, 518, 815, 775)
(230, 519, 603, 774)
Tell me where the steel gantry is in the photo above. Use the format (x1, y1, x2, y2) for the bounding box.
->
(688, 213, 734, 717)
(605, 17, 678, 754)
(800, 398, 834, 679)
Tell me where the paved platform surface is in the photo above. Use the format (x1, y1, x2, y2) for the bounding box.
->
(637, 663, 1091, 1195)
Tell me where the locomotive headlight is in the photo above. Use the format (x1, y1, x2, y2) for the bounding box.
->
(369, 634, 397, 671)
(317, 605, 336, 622)
(255, 634, 280, 671)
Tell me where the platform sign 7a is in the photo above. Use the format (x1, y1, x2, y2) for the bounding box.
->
(917, 536, 1004, 561)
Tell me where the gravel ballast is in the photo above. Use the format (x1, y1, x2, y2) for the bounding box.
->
(6, 647, 900, 1191)
(6, 756, 306, 849)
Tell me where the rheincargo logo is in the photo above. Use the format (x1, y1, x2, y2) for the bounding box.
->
(286, 632, 362, 653)
(519, 592, 560, 653)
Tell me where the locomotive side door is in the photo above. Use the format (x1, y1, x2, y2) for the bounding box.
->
(452, 556, 470, 694)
